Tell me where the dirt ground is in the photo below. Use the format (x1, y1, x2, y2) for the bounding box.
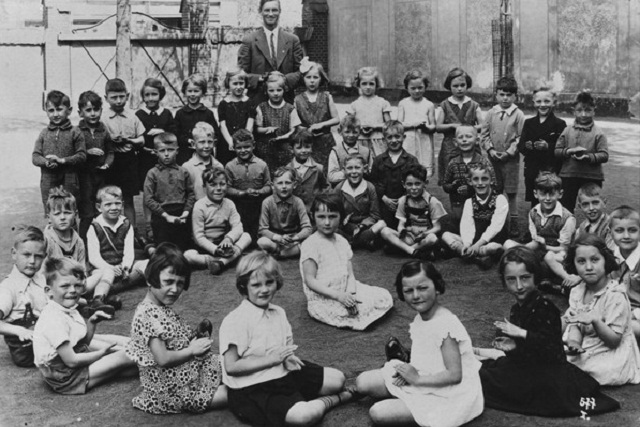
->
(0, 110, 639, 427)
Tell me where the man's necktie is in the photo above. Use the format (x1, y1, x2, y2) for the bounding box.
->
(270, 33, 276, 67)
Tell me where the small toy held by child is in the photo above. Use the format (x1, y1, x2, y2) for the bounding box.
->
(609, 205, 640, 339)
(355, 260, 483, 427)
(398, 69, 436, 177)
(518, 86, 566, 209)
(174, 73, 221, 165)
(289, 129, 330, 212)
(369, 120, 421, 229)
(562, 234, 640, 385)
(294, 59, 339, 170)
(218, 68, 255, 165)
(33, 90, 86, 215)
(143, 132, 195, 251)
(381, 164, 446, 259)
(0, 226, 49, 367)
(435, 67, 483, 186)
(220, 250, 356, 427)
(335, 154, 387, 250)
(181, 121, 224, 201)
(33, 257, 135, 395)
(348, 67, 392, 157)
(477, 247, 620, 417)
(127, 243, 227, 414)
(555, 90, 609, 213)
(481, 76, 525, 237)
(328, 115, 373, 186)
(184, 167, 252, 275)
(255, 71, 301, 172)
(300, 194, 393, 330)
(76, 90, 114, 239)
(442, 164, 507, 269)
(225, 129, 272, 241)
(257, 166, 313, 258)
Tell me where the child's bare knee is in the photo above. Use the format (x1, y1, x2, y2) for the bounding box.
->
(286, 401, 323, 426)
(369, 401, 389, 424)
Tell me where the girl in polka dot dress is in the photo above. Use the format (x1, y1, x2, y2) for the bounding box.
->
(126, 243, 227, 414)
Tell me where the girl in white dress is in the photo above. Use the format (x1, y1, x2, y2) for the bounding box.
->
(300, 193, 393, 330)
(397, 70, 436, 177)
(355, 260, 483, 427)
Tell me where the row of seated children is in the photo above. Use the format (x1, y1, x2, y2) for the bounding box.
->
(10, 235, 640, 426)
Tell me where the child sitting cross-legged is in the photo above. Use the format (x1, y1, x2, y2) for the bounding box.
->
(181, 122, 224, 201)
(184, 168, 251, 275)
(257, 166, 313, 259)
(289, 129, 330, 212)
(0, 226, 49, 367)
(609, 205, 640, 339)
(220, 251, 356, 427)
(300, 194, 393, 330)
(127, 243, 227, 414)
(33, 257, 136, 394)
(334, 154, 386, 251)
(441, 164, 507, 269)
(381, 164, 446, 259)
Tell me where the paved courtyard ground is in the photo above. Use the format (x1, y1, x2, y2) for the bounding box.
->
(0, 109, 638, 426)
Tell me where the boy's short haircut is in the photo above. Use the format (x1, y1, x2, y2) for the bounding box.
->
(145, 242, 191, 291)
(44, 257, 85, 288)
(339, 114, 361, 131)
(455, 124, 478, 137)
(191, 121, 215, 140)
(495, 76, 518, 94)
(105, 78, 128, 94)
(78, 91, 102, 110)
(153, 132, 178, 148)
(443, 67, 472, 91)
(96, 185, 123, 204)
(343, 153, 367, 168)
(534, 171, 562, 192)
(181, 73, 208, 95)
(402, 164, 427, 183)
(140, 77, 166, 99)
(12, 225, 46, 250)
(47, 186, 77, 214)
(202, 167, 227, 186)
(235, 250, 284, 295)
(291, 128, 313, 147)
(223, 68, 249, 89)
(45, 90, 71, 108)
(272, 166, 296, 182)
(232, 128, 254, 146)
(264, 71, 287, 91)
(466, 163, 492, 180)
(574, 90, 595, 107)
(383, 119, 404, 136)
(577, 182, 603, 200)
(403, 69, 429, 90)
(610, 205, 640, 226)
(532, 85, 556, 97)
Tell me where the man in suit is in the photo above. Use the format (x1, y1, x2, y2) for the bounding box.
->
(238, 0, 304, 105)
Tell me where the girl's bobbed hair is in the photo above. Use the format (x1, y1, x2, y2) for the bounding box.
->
(395, 260, 446, 301)
(565, 234, 619, 276)
(181, 74, 208, 95)
(145, 242, 192, 290)
(223, 68, 248, 90)
(443, 67, 472, 91)
(300, 58, 329, 87)
(403, 69, 429, 90)
(498, 247, 542, 286)
(264, 71, 287, 93)
(140, 78, 166, 100)
(310, 193, 344, 222)
(353, 66, 383, 90)
(235, 250, 284, 295)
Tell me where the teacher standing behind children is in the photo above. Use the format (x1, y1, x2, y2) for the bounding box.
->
(238, 0, 304, 105)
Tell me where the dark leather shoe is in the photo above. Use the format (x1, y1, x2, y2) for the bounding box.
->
(385, 336, 410, 362)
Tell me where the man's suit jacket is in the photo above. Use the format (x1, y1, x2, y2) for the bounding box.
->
(238, 27, 304, 103)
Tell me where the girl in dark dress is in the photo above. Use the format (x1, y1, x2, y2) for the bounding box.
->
(477, 247, 619, 417)
(218, 69, 256, 165)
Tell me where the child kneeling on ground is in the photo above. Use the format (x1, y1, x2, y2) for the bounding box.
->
(33, 257, 136, 394)
(220, 251, 355, 427)
(184, 167, 251, 275)
(442, 164, 507, 269)
(258, 166, 313, 258)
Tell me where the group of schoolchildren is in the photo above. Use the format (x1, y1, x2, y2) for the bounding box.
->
(1, 59, 639, 427)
